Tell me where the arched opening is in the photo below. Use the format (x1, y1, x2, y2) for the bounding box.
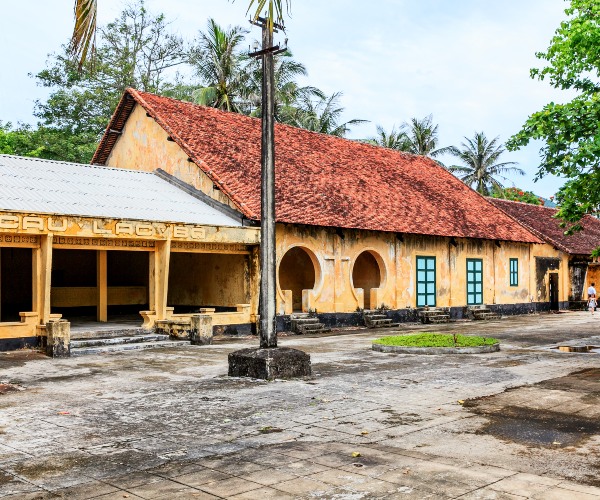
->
(353, 251, 382, 309)
(279, 247, 316, 312)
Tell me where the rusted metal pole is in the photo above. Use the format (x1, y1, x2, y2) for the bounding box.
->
(259, 22, 277, 348)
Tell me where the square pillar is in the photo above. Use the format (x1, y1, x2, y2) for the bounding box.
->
(33, 234, 53, 325)
(190, 314, 213, 345)
(46, 319, 70, 358)
(150, 240, 171, 320)
(97, 250, 107, 322)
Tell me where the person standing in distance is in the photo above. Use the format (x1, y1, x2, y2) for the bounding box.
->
(588, 282, 597, 315)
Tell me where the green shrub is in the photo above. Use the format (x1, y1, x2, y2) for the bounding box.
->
(373, 333, 498, 347)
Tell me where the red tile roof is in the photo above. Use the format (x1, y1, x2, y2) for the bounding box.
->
(94, 89, 541, 243)
(490, 198, 600, 255)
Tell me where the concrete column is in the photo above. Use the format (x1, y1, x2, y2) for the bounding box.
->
(97, 250, 107, 322)
(33, 234, 53, 325)
(249, 246, 260, 321)
(333, 235, 342, 312)
(151, 240, 171, 320)
(190, 314, 213, 345)
(46, 319, 70, 358)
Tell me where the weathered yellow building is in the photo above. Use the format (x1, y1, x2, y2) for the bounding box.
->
(4, 89, 596, 351)
(0, 155, 259, 351)
(92, 89, 571, 325)
(491, 198, 600, 308)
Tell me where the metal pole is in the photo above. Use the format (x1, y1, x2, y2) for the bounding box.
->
(259, 22, 277, 348)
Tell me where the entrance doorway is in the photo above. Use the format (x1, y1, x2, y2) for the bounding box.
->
(279, 247, 316, 312)
(352, 251, 382, 310)
(0, 248, 32, 322)
(51, 249, 97, 319)
(107, 251, 149, 318)
(51, 249, 150, 323)
(549, 273, 559, 311)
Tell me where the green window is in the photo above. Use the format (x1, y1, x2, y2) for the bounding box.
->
(466, 258, 483, 305)
(509, 258, 518, 287)
(416, 256, 436, 307)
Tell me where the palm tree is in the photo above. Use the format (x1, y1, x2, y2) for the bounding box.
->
(243, 50, 324, 122)
(292, 92, 368, 137)
(246, 0, 290, 31)
(71, 0, 98, 69)
(402, 115, 450, 158)
(189, 19, 249, 113)
(446, 132, 525, 195)
(71, 1, 291, 67)
(366, 125, 407, 150)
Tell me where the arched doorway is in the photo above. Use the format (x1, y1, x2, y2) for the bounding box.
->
(352, 251, 382, 309)
(279, 247, 316, 312)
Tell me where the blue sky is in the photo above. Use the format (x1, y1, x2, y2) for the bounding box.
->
(0, 0, 573, 197)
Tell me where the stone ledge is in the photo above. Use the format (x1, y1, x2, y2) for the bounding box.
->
(372, 343, 500, 355)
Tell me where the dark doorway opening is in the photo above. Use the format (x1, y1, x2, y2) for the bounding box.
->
(549, 273, 559, 311)
(279, 247, 316, 312)
(352, 251, 382, 310)
(0, 248, 32, 322)
(107, 251, 149, 318)
(51, 249, 97, 318)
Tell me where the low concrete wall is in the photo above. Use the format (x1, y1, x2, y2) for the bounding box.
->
(372, 343, 500, 355)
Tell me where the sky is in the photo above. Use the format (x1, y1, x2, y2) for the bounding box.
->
(0, 0, 574, 198)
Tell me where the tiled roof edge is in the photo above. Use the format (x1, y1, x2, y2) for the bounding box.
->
(428, 169, 543, 244)
(488, 198, 571, 253)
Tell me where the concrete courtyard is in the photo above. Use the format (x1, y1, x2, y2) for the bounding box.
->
(2, 312, 600, 499)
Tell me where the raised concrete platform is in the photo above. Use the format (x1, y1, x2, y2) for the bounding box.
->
(228, 346, 311, 380)
(372, 342, 500, 354)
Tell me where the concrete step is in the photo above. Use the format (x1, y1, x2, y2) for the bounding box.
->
(71, 334, 169, 348)
(473, 312, 501, 321)
(71, 328, 149, 340)
(364, 314, 388, 320)
(71, 340, 185, 356)
(298, 323, 329, 332)
(297, 325, 331, 334)
(428, 318, 450, 324)
(291, 318, 321, 325)
(366, 319, 399, 328)
(290, 314, 311, 319)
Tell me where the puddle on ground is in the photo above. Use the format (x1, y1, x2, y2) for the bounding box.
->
(467, 370, 600, 449)
(477, 406, 600, 447)
(554, 345, 600, 353)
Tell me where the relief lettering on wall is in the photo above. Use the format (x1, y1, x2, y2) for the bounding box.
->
(54, 237, 156, 249)
(0, 214, 208, 241)
(0, 234, 39, 245)
(171, 241, 247, 252)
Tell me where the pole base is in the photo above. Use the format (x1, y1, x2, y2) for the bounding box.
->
(228, 347, 311, 380)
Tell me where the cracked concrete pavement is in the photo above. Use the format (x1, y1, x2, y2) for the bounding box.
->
(1, 312, 600, 499)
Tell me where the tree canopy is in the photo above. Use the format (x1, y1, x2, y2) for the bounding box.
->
(507, 0, 600, 228)
(447, 132, 525, 196)
(13, 1, 362, 163)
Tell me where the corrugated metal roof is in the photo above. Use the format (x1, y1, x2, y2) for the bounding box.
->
(0, 155, 242, 227)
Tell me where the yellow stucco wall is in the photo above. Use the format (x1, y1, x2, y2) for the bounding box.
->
(168, 252, 250, 308)
(106, 104, 238, 211)
(275, 224, 565, 313)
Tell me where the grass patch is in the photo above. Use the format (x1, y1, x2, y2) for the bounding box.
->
(373, 333, 498, 348)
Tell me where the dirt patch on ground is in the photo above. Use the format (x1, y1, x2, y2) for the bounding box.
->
(474, 405, 600, 448)
(466, 369, 600, 451)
